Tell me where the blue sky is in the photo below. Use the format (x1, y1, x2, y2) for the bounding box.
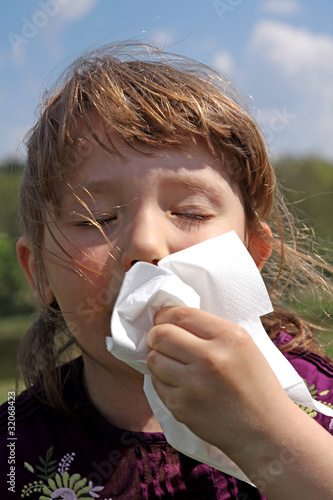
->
(1, 0, 333, 162)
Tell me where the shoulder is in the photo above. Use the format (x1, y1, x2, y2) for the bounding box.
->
(274, 331, 333, 433)
(0, 388, 47, 439)
(0, 388, 55, 498)
(0, 358, 98, 498)
(274, 331, 333, 383)
(0, 357, 83, 446)
(0, 357, 83, 436)
(0, 360, 77, 448)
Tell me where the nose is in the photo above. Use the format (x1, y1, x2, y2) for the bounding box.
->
(120, 208, 169, 271)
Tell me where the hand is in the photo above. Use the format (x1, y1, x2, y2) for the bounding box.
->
(146, 306, 291, 459)
(146, 306, 333, 499)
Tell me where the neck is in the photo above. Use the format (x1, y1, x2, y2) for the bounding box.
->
(82, 353, 163, 433)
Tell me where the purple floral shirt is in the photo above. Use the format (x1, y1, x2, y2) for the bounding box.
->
(1, 332, 333, 500)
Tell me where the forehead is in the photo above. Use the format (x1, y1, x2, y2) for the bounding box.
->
(68, 143, 229, 196)
(60, 113, 240, 206)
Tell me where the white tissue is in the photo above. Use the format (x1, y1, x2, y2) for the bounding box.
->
(106, 231, 333, 483)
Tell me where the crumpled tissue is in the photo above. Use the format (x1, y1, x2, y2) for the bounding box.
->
(106, 231, 333, 483)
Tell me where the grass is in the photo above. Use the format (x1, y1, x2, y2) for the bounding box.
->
(0, 314, 33, 381)
(0, 313, 34, 339)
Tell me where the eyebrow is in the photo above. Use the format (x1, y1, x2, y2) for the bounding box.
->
(59, 180, 117, 212)
(160, 171, 227, 197)
(72, 179, 118, 195)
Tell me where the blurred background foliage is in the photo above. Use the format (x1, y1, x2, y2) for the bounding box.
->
(0, 162, 35, 317)
(0, 157, 332, 402)
(275, 157, 333, 242)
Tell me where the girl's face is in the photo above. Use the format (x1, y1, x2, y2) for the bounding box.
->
(41, 128, 252, 374)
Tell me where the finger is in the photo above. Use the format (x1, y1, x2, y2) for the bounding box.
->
(154, 306, 245, 342)
(147, 349, 185, 386)
(147, 323, 204, 364)
(149, 375, 183, 416)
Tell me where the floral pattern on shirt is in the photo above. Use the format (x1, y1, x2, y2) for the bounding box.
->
(21, 446, 105, 499)
(296, 379, 333, 419)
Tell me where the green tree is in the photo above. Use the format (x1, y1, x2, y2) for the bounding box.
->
(0, 160, 34, 316)
(0, 234, 23, 316)
(0, 160, 24, 240)
(274, 157, 333, 242)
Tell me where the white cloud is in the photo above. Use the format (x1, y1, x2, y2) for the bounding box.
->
(8, 0, 99, 67)
(244, 21, 333, 159)
(212, 51, 234, 74)
(250, 20, 333, 76)
(149, 28, 175, 49)
(58, 0, 99, 23)
(262, 0, 301, 15)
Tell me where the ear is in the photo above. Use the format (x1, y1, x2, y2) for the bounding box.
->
(16, 236, 55, 305)
(248, 223, 272, 271)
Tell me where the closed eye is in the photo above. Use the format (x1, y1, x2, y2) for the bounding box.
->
(96, 217, 116, 226)
(75, 217, 117, 227)
(172, 213, 213, 221)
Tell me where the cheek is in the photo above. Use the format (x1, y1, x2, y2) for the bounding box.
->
(233, 214, 247, 243)
(227, 198, 247, 243)
(43, 240, 123, 312)
(213, 206, 247, 244)
(48, 264, 125, 345)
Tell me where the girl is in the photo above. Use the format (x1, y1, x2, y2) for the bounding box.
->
(1, 42, 333, 499)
